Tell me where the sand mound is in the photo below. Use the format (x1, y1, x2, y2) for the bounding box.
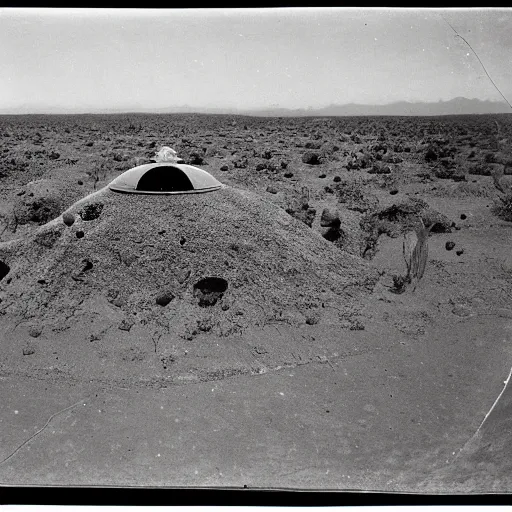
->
(11, 175, 89, 227)
(0, 185, 378, 343)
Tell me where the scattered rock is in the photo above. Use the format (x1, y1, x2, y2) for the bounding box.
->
(177, 269, 191, 284)
(220, 165, 229, 171)
(118, 319, 134, 332)
(284, 172, 294, 178)
(156, 291, 175, 307)
(0, 261, 10, 281)
(452, 304, 472, 317)
(112, 297, 125, 308)
(318, 174, 326, 179)
(320, 208, 341, 228)
(456, 249, 464, 256)
(460, 214, 467, 220)
(28, 325, 42, 338)
(82, 259, 93, 272)
(76, 230, 85, 239)
(266, 186, 278, 194)
(389, 189, 399, 195)
(368, 163, 392, 174)
(23, 347, 35, 356)
(333, 176, 341, 182)
(188, 152, 205, 165)
(305, 314, 320, 325)
(302, 151, 321, 165)
(445, 241, 456, 251)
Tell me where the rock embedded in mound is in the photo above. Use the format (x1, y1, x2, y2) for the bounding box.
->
(156, 291, 175, 307)
(193, 277, 228, 308)
(285, 204, 316, 228)
(62, 212, 75, 227)
(79, 202, 104, 221)
(319, 209, 344, 244)
(0, 260, 10, 281)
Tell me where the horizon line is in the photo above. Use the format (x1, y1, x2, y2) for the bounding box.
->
(1, 97, 511, 117)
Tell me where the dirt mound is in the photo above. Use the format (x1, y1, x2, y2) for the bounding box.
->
(0, 185, 378, 345)
(11, 177, 88, 227)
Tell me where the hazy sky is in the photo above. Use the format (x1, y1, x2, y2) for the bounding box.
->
(1, 7, 511, 113)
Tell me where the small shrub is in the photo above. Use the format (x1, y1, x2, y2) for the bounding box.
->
(391, 274, 409, 294)
(425, 148, 438, 163)
(484, 152, 497, 164)
(399, 220, 431, 292)
(492, 192, 512, 221)
(302, 151, 321, 165)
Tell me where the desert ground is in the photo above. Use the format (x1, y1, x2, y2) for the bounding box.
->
(0, 113, 511, 492)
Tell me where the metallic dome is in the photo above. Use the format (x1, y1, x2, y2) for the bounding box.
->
(108, 162, 224, 195)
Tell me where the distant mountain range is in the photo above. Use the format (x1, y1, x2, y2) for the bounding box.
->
(245, 98, 512, 117)
(1, 97, 511, 117)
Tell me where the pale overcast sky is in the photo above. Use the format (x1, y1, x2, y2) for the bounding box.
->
(1, 7, 511, 113)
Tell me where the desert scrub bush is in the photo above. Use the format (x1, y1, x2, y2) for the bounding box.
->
(0, 157, 29, 179)
(88, 158, 115, 189)
(429, 181, 495, 199)
(284, 187, 316, 227)
(492, 190, 512, 221)
(425, 147, 438, 163)
(490, 121, 512, 222)
(334, 179, 378, 213)
(392, 219, 432, 293)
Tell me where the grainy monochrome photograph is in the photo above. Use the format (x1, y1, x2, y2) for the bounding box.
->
(0, 6, 511, 496)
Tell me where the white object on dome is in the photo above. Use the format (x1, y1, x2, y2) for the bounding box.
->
(154, 146, 181, 163)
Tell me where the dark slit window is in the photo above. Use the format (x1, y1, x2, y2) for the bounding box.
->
(136, 166, 194, 192)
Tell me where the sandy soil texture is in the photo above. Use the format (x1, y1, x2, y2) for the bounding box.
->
(0, 113, 511, 492)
